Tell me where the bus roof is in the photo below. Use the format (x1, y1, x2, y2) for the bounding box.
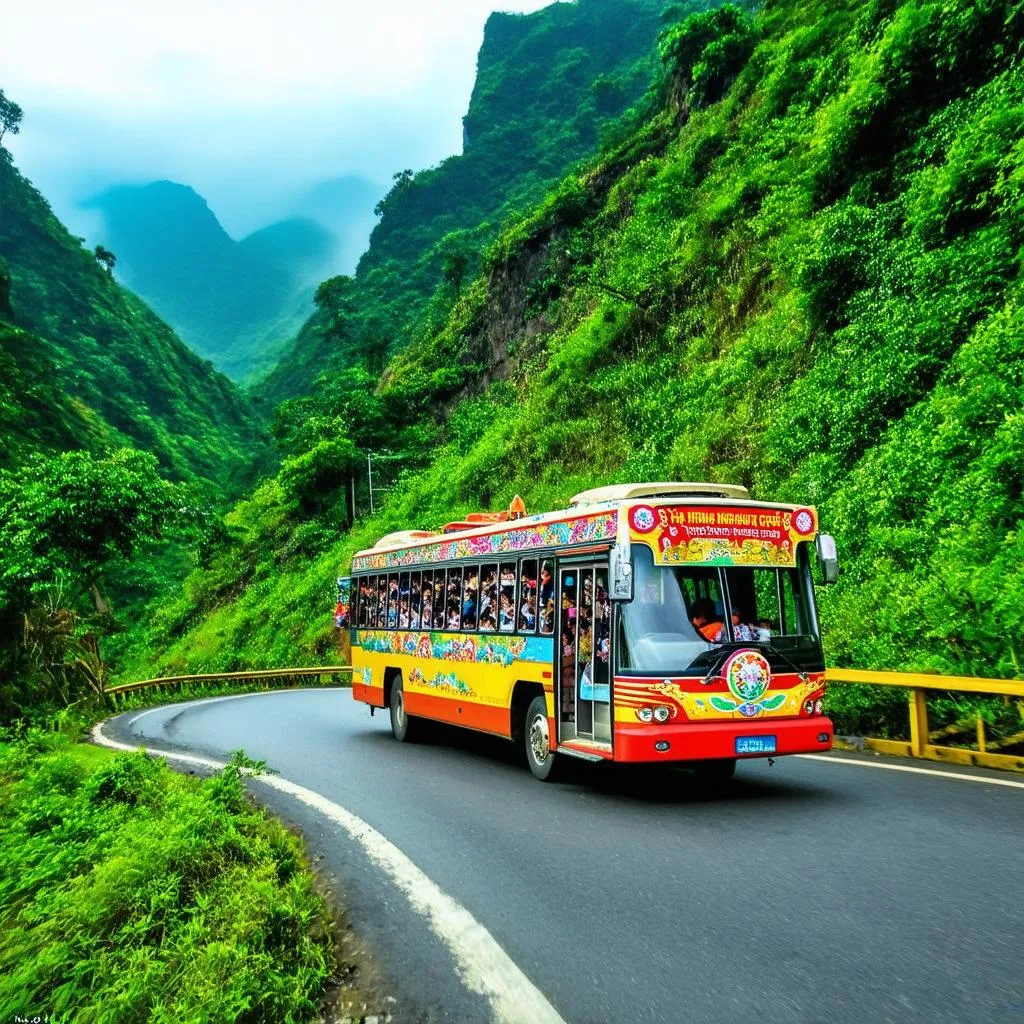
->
(351, 483, 813, 572)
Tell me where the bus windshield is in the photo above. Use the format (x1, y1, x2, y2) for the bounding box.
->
(618, 545, 821, 674)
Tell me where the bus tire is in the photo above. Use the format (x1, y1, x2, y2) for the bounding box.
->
(389, 676, 419, 743)
(524, 695, 561, 781)
(694, 757, 736, 783)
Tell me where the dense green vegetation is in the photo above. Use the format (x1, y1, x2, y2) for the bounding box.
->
(0, 732, 331, 1023)
(127, 0, 1024, 743)
(0, 157, 268, 483)
(90, 182, 338, 382)
(0, 139, 271, 719)
(263, 0, 703, 402)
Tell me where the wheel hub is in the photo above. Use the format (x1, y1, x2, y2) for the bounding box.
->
(529, 712, 549, 765)
(394, 692, 404, 727)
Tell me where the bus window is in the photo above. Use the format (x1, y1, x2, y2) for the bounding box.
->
(462, 565, 479, 630)
(431, 570, 446, 629)
(386, 574, 399, 629)
(498, 562, 516, 632)
(375, 575, 387, 628)
(409, 571, 422, 629)
(479, 563, 498, 631)
(539, 559, 555, 635)
(518, 559, 538, 633)
(446, 568, 463, 630)
(398, 572, 411, 628)
(727, 556, 816, 644)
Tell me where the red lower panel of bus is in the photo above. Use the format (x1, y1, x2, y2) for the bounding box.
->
(353, 683, 385, 707)
(405, 690, 511, 738)
(614, 716, 833, 763)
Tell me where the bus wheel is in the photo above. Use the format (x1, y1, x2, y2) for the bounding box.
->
(525, 695, 560, 781)
(694, 758, 736, 783)
(389, 677, 419, 742)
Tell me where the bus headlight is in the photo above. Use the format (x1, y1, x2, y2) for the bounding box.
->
(653, 706, 671, 723)
(814, 699, 824, 715)
(636, 707, 654, 723)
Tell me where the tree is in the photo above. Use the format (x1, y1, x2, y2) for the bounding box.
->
(0, 449, 180, 713)
(0, 89, 23, 146)
(93, 244, 116, 276)
(0, 448, 179, 611)
(313, 274, 354, 335)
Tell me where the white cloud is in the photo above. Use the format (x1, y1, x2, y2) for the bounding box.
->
(1, 0, 555, 236)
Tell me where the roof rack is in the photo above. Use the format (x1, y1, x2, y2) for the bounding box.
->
(569, 482, 750, 505)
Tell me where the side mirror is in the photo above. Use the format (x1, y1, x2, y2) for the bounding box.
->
(609, 544, 634, 601)
(816, 534, 839, 584)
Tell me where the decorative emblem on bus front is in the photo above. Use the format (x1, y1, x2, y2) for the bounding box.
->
(709, 650, 787, 717)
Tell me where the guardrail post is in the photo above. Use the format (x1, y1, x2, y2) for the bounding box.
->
(908, 688, 928, 758)
(976, 714, 986, 754)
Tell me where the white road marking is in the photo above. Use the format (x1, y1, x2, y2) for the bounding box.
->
(92, 716, 565, 1024)
(127, 686, 348, 726)
(796, 753, 1024, 789)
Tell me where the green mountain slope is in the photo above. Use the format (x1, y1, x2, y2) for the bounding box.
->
(133, 0, 1023, 715)
(0, 155, 267, 487)
(88, 182, 336, 381)
(261, 0, 696, 403)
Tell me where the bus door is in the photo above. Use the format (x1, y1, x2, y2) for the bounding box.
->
(556, 562, 612, 745)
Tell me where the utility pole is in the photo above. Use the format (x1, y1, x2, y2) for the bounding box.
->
(367, 450, 393, 516)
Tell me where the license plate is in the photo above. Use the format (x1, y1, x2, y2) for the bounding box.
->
(736, 735, 776, 755)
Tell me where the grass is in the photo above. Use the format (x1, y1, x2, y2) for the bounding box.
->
(0, 728, 337, 1024)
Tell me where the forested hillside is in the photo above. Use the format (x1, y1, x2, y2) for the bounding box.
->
(0, 140, 271, 716)
(89, 182, 336, 382)
(262, 0, 697, 402)
(127, 0, 1023, 726)
(0, 158, 267, 483)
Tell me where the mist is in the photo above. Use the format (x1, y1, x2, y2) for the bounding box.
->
(1, 0, 554, 242)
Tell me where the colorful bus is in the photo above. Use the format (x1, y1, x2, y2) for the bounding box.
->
(345, 483, 838, 781)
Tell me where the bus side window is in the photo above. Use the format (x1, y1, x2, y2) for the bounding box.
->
(539, 559, 555, 635)
(462, 565, 479, 630)
(410, 571, 422, 629)
(518, 559, 538, 633)
(376, 574, 387, 628)
(498, 561, 516, 632)
(446, 568, 463, 630)
(431, 569, 446, 630)
(398, 572, 411, 628)
(352, 579, 362, 627)
(479, 563, 497, 631)
(387, 573, 399, 629)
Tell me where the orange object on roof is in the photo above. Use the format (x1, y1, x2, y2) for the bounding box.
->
(441, 495, 528, 534)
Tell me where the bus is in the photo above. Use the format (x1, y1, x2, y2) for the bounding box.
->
(344, 482, 838, 781)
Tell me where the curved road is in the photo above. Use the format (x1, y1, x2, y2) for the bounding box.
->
(102, 689, 1024, 1024)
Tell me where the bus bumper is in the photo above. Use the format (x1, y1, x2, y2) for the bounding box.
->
(613, 716, 833, 763)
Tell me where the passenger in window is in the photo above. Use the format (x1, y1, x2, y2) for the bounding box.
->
(690, 598, 724, 642)
(498, 593, 514, 630)
(757, 618, 774, 641)
(539, 563, 554, 608)
(480, 611, 497, 631)
(447, 602, 461, 629)
(421, 585, 433, 630)
(399, 599, 410, 629)
(410, 601, 421, 630)
(520, 592, 536, 631)
(730, 611, 758, 642)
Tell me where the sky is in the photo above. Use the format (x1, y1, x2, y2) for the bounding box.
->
(1, 0, 553, 239)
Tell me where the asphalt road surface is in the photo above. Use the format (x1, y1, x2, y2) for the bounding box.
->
(102, 688, 1024, 1024)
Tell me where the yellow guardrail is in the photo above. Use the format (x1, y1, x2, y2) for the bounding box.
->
(106, 665, 353, 699)
(105, 665, 1024, 773)
(825, 668, 1024, 773)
